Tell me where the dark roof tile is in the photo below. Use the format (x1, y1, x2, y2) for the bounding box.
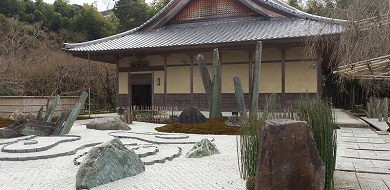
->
(65, 16, 345, 52)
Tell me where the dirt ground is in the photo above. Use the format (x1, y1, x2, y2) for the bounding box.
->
(0, 117, 14, 128)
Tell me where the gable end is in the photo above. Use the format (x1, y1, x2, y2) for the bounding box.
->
(169, 0, 262, 23)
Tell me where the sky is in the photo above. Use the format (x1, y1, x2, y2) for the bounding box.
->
(42, 0, 153, 12)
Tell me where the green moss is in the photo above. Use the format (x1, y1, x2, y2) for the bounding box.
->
(155, 116, 240, 135)
(246, 176, 255, 190)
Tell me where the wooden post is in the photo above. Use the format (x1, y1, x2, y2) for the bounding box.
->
(190, 54, 194, 106)
(281, 49, 286, 109)
(164, 56, 168, 106)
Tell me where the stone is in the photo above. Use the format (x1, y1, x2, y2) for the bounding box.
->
(36, 106, 44, 121)
(176, 106, 207, 124)
(52, 110, 70, 135)
(9, 110, 24, 121)
(59, 91, 88, 135)
(250, 41, 262, 118)
(25, 112, 37, 120)
(76, 138, 145, 189)
(186, 138, 220, 158)
(255, 119, 325, 190)
(19, 119, 55, 136)
(86, 118, 131, 130)
(209, 48, 222, 118)
(0, 128, 20, 138)
(44, 95, 60, 122)
(197, 54, 212, 109)
(225, 115, 240, 127)
(233, 76, 247, 119)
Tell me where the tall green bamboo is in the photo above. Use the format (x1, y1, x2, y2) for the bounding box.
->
(298, 97, 336, 190)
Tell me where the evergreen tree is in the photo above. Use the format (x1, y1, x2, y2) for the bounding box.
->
(113, 0, 148, 32)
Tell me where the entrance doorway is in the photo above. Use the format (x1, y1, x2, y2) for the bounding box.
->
(132, 85, 152, 106)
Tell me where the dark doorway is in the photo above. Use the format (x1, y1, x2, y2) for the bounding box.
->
(132, 85, 152, 106)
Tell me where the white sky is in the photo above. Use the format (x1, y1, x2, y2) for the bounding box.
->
(42, 0, 153, 12)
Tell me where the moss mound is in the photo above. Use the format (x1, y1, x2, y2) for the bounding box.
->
(155, 116, 240, 135)
(0, 117, 14, 128)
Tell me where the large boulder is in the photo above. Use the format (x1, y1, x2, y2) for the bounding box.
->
(176, 106, 207, 124)
(255, 119, 325, 190)
(76, 138, 145, 189)
(186, 138, 220, 158)
(86, 118, 130, 130)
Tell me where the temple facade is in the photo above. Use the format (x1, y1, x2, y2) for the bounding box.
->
(64, 0, 345, 111)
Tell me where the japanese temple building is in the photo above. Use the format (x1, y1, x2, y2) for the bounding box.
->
(64, 0, 345, 111)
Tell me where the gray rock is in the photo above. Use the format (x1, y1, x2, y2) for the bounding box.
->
(186, 138, 220, 158)
(176, 106, 207, 124)
(76, 138, 144, 189)
(225, 115, 240, 127)
(233, 76, 247, 119)
(86, 118, 130, 130)
(255, 119, 325, 190)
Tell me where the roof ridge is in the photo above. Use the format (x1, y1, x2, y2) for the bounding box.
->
(258, 0, 346, 23)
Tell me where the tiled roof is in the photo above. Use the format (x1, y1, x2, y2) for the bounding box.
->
(65, 17, 345, 52)
(64, 0, 346, 52)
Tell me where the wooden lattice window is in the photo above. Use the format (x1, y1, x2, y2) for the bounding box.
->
(170, 0, 259, 22)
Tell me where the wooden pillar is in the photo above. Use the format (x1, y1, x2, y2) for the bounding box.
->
(163, 55, 168, 106)
(248, 51, 253, 103)
(127, 72, 132, 108)
(281, 49, 286, 108)
(115, 61, 119, 107)
(152, 71, 155, 106)
(219, 52, 223, 109)
(190, 54, 194, 106)
(317, 51, 322, 98)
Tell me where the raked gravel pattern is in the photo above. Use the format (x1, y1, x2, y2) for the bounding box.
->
(0, 120, 245, 190)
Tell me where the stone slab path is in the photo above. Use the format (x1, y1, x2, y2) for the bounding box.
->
(334, 127, 390, 190)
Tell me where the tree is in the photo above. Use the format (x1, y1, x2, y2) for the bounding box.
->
(306, 0, 390, 96)
(72, 5, 112, 40)
(148, 0, 170, 17)
(113, 0, 149, 32)
(53, 0, 74, 18)
(285, 0, 304, 11)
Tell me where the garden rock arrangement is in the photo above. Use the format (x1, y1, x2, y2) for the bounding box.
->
(186, 138, 220, 158)
(225, 115, 240, 127)
(255, 119, 325, 190)
(76, 138, 145, 190)
(0, 92, 88, 138)
(86, 118, 130, 130)
(176, 106, 207, 124)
